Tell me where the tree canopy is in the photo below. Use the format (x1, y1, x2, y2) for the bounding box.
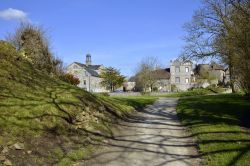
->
(100, 67, 125, 92)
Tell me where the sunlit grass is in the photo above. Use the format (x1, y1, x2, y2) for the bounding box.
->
(177, 94, 250, 166)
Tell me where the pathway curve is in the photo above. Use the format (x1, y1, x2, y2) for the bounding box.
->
(81, 98, 200, 166)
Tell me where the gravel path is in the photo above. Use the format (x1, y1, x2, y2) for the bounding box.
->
(81, 98, 200, 166)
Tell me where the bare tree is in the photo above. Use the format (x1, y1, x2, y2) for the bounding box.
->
(182, 0, 250, 94)
(134, 56, 161, 92)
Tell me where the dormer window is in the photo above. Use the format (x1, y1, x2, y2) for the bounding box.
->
(185, 67, 189, 72)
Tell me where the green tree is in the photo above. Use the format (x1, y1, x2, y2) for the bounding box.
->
(100, 67, 125, 92)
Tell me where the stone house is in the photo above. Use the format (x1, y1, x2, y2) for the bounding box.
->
(170, 60, 194, 91)
(123, 77, 136, 91)
(151, 68, 171, 92)
(131, 60, 194, 92)
(66, 54, 108, 92)
(195, 63, 229, 86)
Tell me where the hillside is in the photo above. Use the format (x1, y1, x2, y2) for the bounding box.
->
(0, 41, 139, 165)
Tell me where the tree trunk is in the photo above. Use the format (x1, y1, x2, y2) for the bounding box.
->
(229, 61, 236, 93)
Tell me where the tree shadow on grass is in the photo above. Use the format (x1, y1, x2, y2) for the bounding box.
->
(177, 95, 250, 166)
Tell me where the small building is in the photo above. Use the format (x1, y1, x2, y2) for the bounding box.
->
(123, 76, 136, 91)
(66, 54, 108, 92)
(151, 68, 171, 92)
(195, 63, 229, 86)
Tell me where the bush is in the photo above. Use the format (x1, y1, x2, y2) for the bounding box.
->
(0, 40, 19, 59)
(98, 92, 110, 97)
(205, 85, 225, 93)
(171, 84, 177, 92)
(140, 92, 150, 96)
(60, 73, 80, 85)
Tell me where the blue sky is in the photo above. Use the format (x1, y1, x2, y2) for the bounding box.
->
(0, 0, 201, 76)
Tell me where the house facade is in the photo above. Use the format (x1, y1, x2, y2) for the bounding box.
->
(170, 60, 194, 91)
(66, 54, 108, 92)
(195, 63, 230, 87)
(134, 60, 194, 92)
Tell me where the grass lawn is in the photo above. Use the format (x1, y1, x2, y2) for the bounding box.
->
(157, 87, 226, 97)
(110, 96, 158, 109)
(177, 94, 250, 166)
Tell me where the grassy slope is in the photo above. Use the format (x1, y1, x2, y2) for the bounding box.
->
(0, 42, 157, 165)
(177, 94, 250, 166)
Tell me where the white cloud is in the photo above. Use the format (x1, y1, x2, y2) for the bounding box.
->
(0, 8, 28, 21)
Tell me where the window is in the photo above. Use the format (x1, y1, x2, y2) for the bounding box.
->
(83, 80, 86, 85)
(175, 67, 180, 72)
(185, 67, 189, 72)
(175, 77, 180, 83)
(185, 78, 189, 83)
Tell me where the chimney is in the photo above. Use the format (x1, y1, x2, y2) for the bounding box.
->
(86, 54, 91, 66)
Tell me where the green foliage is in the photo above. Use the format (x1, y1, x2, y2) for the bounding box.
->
(59, 73, 80, 85)
(140, 91, 151, 96)
(98, 92, 110, 97)
(171, 84, 177, 92)
(177, 94, 250, 166)
(0, 40, 19, 59)
(100, 67, 125, 92)
(158, 88, 214, 97)
(205, 85, 225, 93)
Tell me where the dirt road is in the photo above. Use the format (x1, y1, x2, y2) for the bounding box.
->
(81, 98, 200, 166)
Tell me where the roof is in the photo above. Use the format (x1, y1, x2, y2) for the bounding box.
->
(171, 59, 192, 66)
(74, 62, 101, 70)
(85, 68, 99, 77)
(73, 62, 101, 77)
(151, 68, 170, 79)
(128, 76, 136, 82)
(211, 64, 224, 70)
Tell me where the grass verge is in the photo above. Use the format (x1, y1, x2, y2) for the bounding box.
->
(156, 87, 227, 97)
(177, 94, 250, 166)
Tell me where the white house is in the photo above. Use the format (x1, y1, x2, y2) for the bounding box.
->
(66, 54, 108, 92)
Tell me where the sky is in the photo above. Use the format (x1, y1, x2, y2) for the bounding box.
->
(0, 0, 201, 76)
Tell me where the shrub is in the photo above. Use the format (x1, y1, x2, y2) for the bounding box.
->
(60, 73, 80, 85)
(0, 40, 19, 59)
(98, 92, 110, 97)
(171, 84, 177, 92)
(140, 92, 150, 96)
(205, 85, 225, 93)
